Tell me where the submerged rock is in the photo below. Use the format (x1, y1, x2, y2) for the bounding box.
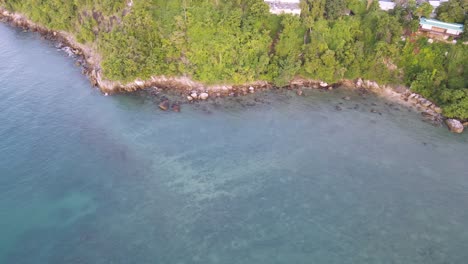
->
(445, 119, 464, 133)
(335, 105, 342, 111)
(172, 102, 181, 112)
(343, 96, 351, 101)
(159, 100, 170, 111)
(296, 89, 303, 96)
(421, 111, 441, 126)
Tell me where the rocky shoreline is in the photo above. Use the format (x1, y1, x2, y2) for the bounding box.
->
(0, 7, 465, 133)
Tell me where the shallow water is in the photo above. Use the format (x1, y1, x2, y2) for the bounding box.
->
(1, 23, 468, 264)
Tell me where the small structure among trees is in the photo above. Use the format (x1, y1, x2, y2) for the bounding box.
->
(419, 17, 464, 37)
(379, 0, 396, 11)
(264, 0, 301, 15)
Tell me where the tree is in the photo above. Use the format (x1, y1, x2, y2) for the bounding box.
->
(325, 0, 347, 20)
(439, 89, 468, 119)
(346, 0, 367, 15)
(463, 20, 468, 41)
(415, 2, 433, 18)
(436, 0, 466, 23)
(303, 0, 326, 21)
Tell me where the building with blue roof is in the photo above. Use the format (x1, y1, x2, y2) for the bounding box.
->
(419, 18, 464, 37)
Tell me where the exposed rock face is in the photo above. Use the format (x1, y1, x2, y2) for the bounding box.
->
(445, 119, 464, 133)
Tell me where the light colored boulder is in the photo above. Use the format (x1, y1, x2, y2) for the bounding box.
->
(190, 92, 198, 99)
(249, 86, 255, 93)
(445, 119, 464, 133)
(356, 78, 363, 88)
(199, 92, 209, 100)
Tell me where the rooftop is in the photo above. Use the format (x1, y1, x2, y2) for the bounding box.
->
(264, 0, 301, 15)
(420, 18, 464, 31)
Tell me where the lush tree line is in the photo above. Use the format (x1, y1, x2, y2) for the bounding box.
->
(1, 0, 467, 118)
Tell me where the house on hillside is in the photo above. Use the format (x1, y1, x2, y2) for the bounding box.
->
(419, 18, 464, 37)
(379, 0, 396, 11)
(264, 0, 301, 15)
(379, 0, 449, 13)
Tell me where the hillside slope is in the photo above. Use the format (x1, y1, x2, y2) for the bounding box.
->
(1, 0, 467, 118)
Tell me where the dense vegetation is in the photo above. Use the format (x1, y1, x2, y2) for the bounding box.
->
(1, 0, 467, 118)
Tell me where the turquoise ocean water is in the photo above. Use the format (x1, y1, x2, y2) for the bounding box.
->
(1, 23, 468, 264)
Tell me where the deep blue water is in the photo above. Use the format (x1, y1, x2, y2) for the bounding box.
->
(1, 23, 468, 264)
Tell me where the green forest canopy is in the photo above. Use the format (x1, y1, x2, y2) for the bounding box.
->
(1, 0, 467, 119)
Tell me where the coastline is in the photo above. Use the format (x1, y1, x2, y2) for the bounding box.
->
(0, 7, 465, 133)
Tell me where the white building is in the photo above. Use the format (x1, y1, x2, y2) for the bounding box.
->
(379, 0, 396, 11)
(428, 0, 449, 9)
(264, 0, 301, 15)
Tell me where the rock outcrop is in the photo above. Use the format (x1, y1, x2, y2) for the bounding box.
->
(445, 119, 464, 133)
